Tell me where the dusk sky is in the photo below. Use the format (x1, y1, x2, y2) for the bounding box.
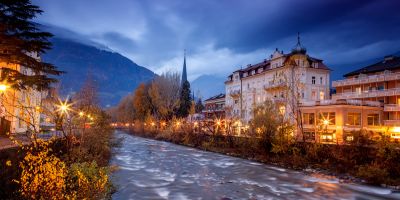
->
(33, 0, 400, 81)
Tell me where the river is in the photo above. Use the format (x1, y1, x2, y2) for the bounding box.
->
(111, 130, 400, 200)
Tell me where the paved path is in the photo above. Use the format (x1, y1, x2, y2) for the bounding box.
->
(0, 131, 63, 150)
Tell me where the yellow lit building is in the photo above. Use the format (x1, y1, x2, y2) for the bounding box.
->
(0, 52, 43, 135)
(300, 55, 400, 143)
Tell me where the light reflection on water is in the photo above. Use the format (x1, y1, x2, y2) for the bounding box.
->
(111, 131, 400, 200)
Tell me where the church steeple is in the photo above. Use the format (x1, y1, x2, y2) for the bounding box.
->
(181, 49, 188, 84)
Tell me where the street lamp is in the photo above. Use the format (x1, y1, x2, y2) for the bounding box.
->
(0, 84, 9, 92)
(79, 111, 84, 117)
(57, 99, 71, 115)
(279, 105, 286, 141)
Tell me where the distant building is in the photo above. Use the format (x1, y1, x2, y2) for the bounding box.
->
(203, 93, 225, 120)
(0, 52, 42, 134)
(225, 34, 330, 123)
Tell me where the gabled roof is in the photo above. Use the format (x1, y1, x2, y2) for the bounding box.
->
(344, 56, 400, 77)
(204, 93, 225, 102)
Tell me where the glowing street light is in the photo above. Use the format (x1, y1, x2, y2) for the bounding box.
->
(0, 84, 9, 92)
(279, 105, 286, 115)
(323, 119, 329, 126)
(57, 99, 72, 115)
(79, 111, 84, 117)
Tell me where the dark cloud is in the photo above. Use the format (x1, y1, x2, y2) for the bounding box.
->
(32, 0, 400, 80)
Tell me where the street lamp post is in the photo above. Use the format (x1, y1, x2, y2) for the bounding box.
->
(279, 105, 286, 142)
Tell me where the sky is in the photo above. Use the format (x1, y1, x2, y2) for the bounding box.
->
(33, 0, 400, 81)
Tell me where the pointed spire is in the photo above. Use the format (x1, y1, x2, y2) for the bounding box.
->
(297, 32, 301, 45)
(181, 49, 188, 85)
(292, 32, 306, 54)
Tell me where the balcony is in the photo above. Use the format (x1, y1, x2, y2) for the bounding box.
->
(229, 89, 241, 98)
(332, 71, 400, 87)
(332, 88, 400, 100)
(300, 99, 382, 107)
(384, 104, 400, 112)
(264, 81, 287, 91)
(384, 120, 400, 126)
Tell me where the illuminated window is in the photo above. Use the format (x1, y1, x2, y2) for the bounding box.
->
(346, 136, 354, 141)
(367, 114, 380, 126)
(347, 113, 361, 126)
(319, 91, 325, 100)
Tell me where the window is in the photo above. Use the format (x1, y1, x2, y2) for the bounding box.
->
(347, 113, 361, 126)
(311, 91, 316, 100)
(319, 112, 335, 125)
(304, 132, 315, 141)
(356, 87, 361, 94)
(303, 113, 315, 125)
(312, 76, 316, 84)
(319, 91, 325, 100)
(367, 114, 379, 126)
(320, 77, 323, 84)
(234, 100, 239, 104)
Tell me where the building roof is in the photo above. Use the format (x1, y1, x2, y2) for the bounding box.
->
(204, 93, 225, 102)
(344, 55, 400, 77)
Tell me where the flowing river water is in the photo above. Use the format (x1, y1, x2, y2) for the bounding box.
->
(111, 130, 400, 200)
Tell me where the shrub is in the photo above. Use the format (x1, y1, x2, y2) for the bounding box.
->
(357, 163, 389, 185)
(18, 141, 68, 199)
(67, 161, 113, 199)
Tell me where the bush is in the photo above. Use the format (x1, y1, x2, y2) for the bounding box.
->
(67, 161, 113, 199)
(357, 163, 389, 185)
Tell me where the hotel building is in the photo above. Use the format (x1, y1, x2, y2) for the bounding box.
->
(300, 55, 400, 143)
(225, 35, 330, 123)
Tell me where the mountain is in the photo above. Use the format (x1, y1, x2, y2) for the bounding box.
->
(191, 75, 226, 100)
(42, 37, 155, 106)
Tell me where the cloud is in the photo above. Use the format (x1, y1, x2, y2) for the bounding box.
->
(32, 0, 400, 80)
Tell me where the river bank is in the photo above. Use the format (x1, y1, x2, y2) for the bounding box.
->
(126, 127, 400, 190)
(112, 130, 400, 199)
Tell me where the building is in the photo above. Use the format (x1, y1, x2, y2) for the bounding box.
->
(330, 55, 400, 140)
(203, 93, 225, 119)
(225, 34, 330, 123)
(0, 52, 42, 135)
(300, 99, 383, 144)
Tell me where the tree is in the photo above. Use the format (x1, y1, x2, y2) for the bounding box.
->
(148, 72, 180, 120)
(250, 100, 280, 151)
(177, 80, 191, 118)
(195, 98, 204, 113)
(0, 0, 62, 90)
(133, 83, 152, 121)
(74, 75, 99, 111)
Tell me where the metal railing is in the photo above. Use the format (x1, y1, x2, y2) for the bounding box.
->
(333, 88, 400, 99)
(384, 104, 400, 112)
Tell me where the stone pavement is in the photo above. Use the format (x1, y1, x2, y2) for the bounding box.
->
(0, 131, 63, 150)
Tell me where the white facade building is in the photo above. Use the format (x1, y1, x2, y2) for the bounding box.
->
(0, 52, 43, 134)
(225, 36, 330, 123)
